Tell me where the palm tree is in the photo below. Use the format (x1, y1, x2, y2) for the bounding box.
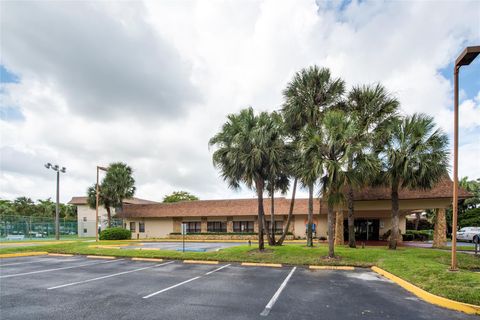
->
(282, 66, 345, 247)
(209, 108, 285, 250)
(86, 184, 112, 226)
(377, 114, 449, 249)
(344, 84, 399, 247)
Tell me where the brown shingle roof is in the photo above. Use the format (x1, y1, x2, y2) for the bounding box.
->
(68, 197, 158, 205)
(117, 178, 470, 219)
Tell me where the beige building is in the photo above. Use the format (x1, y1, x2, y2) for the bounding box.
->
(116, 178, 469, 241)
(68, 197, 158, 237)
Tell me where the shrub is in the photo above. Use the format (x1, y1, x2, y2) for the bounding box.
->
(405, 230, 433, 241)
(99, 227, 131, 240)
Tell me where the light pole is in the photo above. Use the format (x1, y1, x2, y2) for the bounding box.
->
(451, 45, 480, 271)
(96, 165, 108, 242)
(45, 163, 66, 240)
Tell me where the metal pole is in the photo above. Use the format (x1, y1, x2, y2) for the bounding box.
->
(451, 66, 459, 271)
(96, 166, 99, 242)
(55, 170, 60, 240)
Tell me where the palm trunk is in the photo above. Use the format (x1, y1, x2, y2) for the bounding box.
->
(307, 184, 314, 247)
(269, 183, 276, 245)
(277, 178, 297, 245)
(327, 201, 335, 258)
(106, 206, 112, 228)
(256, 179, 265, 251)
(414, 212, 420, 230)
(389, 185, 400, 250)
(347, 184, 356, 248)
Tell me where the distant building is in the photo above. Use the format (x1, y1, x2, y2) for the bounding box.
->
(68, 197, 158, 237)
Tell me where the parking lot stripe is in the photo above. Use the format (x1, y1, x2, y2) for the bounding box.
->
(143, 263, 231, 299)
(0, 259, 124, 278)
(47, 261, 174, 290)
(260, 267, 296, 317)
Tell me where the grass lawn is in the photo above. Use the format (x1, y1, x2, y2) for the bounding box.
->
(1, 240, 479, 305)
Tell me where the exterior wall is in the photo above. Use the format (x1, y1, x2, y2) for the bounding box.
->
(124, 218, 174, 239)
(76, 205, 109, 237)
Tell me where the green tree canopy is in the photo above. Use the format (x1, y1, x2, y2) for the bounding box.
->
(163, 191, 199, 203)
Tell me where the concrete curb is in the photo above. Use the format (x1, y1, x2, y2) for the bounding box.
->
(184, 260, 219, 265)
(309, 265, 355, 270)
(241, 262, 282, 268)
(0, 251, 48, 258)
(132, 257, 164, 262)
(86, 255, 116, 260)
(371, 266, 480, 315)
(47, 253, 74, 257)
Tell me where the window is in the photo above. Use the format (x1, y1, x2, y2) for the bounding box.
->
(207, 221, 226, 232)
(139, 222, 145, 233)
(266, 221, 284, 233)
(233, 221, 254, 233)
(185, 222, 201, 233)
(83, 217, 87, 222)
(83, 228, 88, 233)
(130, 222, 136, 232)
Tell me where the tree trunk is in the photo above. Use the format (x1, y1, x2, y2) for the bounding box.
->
(277, 178, 297, 245)
(307, 184, 314, 247)
(327, 202, 335, 258)
(414, 212, 420, 230)
(106, 206, 112, 228)
(432, 208, 447, 248)
(389, 186, 399, 250)
(347, 184, 356, 248)
(334, 211, 344, 246)
(269, 183, 276, 245)
(255, 180, 265, 251)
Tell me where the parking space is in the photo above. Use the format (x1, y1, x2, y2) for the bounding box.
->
(123, 241, 245, 252)
(0, 255, 476, 320)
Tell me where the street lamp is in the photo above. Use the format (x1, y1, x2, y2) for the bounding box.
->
(96, 165, 108, 242)
(451, 45, 480, 271)
(45, 163, 66, 240)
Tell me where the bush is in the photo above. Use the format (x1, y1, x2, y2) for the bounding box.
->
(459, 208, 480, 228)
(99, 227, 131, 240)
(405, 230, 433, 241)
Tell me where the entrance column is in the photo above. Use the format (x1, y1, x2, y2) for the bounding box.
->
(334, 211, 344, 245)
(433, 208, 447, 248)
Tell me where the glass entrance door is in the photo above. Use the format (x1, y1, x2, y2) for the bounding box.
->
(343, 219, 380, 241)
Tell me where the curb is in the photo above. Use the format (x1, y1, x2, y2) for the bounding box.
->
(86, 255, 117, 260)
(309, 265, 355, 270)
(184, 260, 219, 265)
(0, 251, 48, 258)
(48, 253, 74, 257)
(371, 266, 480, 315)
(132, 257, 164, 262)
(241, 262, 282, 268)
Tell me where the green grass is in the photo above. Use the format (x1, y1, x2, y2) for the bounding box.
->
(1, 240, 479, 305)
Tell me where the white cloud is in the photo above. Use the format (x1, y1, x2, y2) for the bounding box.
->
(0, 0, 479, 202)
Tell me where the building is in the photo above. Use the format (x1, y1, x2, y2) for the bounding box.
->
(114, 178, 469, 241)
(68, 197, 158, 237)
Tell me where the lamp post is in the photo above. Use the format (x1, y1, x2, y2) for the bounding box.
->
(451, 45, 480, 271)
(96, 165, 108, 242)
(45, 163, 66, 240)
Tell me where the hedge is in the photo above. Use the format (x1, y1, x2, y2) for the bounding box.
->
(99, 227, 131, 240)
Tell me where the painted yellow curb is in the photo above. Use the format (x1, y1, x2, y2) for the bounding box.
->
(184, 260, 219, 265)
(132, 257, 164, 262)
(48, 253, 74, 257)
(241, 262, 282, 268)
(86, 255, 116, 260)
(309, 265, 355, 270)
(371, 266, 480, 315)
(0, 251, 48, 258)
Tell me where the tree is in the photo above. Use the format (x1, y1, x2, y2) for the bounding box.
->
(376, 114, 449, 249)
(163, 191, 199, 203)
(344, 84, 399, 247)
(282, 65, 345, 247)
(87, 162, 135, 227)
(209, 108, 284, 250)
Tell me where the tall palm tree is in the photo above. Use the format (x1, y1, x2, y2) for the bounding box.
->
(209, 108, 286, 250)
(282, 65, 345, 247)
(344, 84, 399, 247)
(377, 114, 449, 249)
(86, 184, 112, 226)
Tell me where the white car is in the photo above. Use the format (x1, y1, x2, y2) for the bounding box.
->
(456, 227, 480, 242)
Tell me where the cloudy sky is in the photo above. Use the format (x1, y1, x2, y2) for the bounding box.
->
(1, 0, 479, 203)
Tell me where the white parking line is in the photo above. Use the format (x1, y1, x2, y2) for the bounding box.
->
(0, 258, 81, 267)
(0, 259, 124, 278)
(260, 267, 296, 317)
(143, 263, 231, 299)
(48, 261, 174, 290)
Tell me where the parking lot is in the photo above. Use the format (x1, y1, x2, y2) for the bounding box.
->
(0, 255, 476, 320)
